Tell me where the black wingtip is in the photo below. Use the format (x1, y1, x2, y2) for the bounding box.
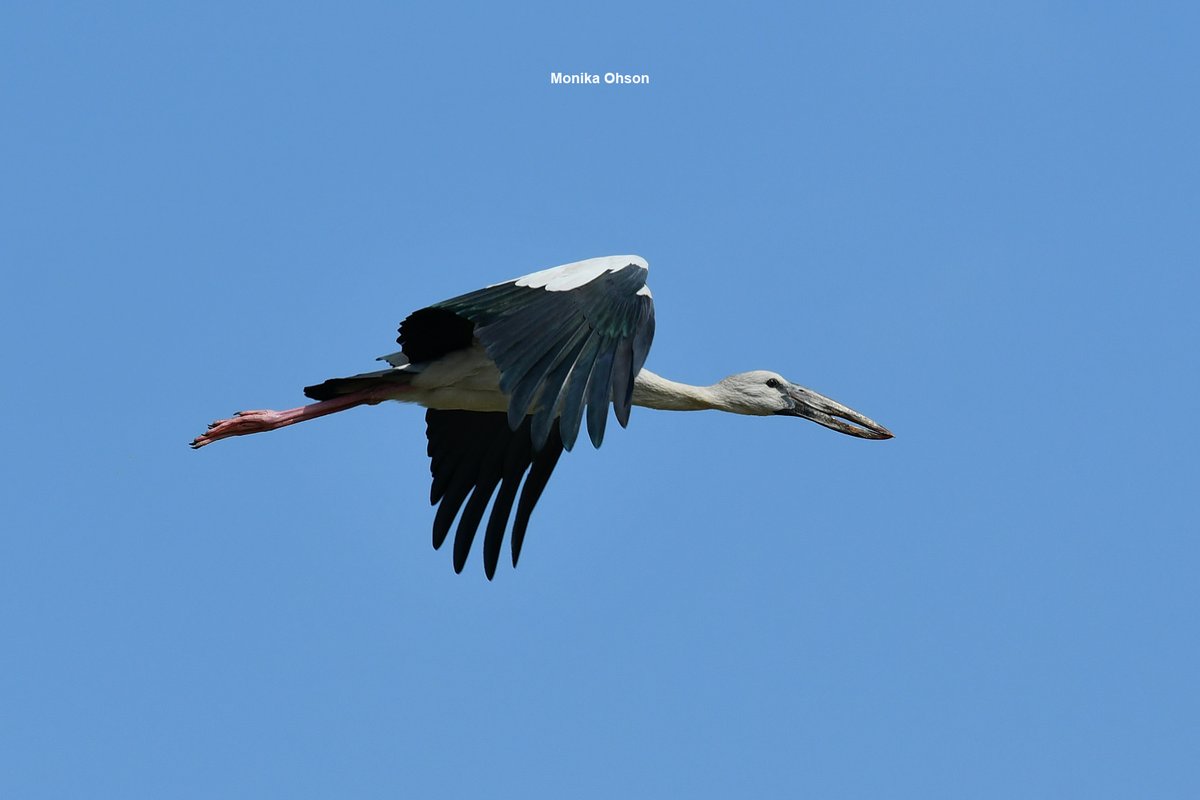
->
(425, 410, 568, 578)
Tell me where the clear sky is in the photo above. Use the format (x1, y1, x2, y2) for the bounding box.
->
(3, 3, 1197, 798)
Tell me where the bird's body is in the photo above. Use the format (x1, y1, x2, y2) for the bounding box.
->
(290, 343, 795, 416)
(192, 255, 892, 577)
(405, 343, 508, 412)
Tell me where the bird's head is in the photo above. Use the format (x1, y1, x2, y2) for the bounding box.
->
(714, 371, 893, 439)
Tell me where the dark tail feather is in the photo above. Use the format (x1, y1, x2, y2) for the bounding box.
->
(303, 369, 411, 401)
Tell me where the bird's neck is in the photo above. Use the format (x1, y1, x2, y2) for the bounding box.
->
(631, 370, 725, 412)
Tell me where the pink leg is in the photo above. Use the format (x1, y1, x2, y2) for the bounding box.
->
(190, 389, 396, 449)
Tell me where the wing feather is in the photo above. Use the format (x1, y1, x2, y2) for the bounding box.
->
(409, 257, 654, 575)
(420, 258, 655, 450)
(512, 430, 565, 568)
(425, 410, 565, 577)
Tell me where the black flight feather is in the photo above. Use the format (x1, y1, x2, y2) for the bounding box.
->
(425, 410, 564, 578)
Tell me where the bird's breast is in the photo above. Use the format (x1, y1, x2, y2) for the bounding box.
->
(406, 341, 509, 412)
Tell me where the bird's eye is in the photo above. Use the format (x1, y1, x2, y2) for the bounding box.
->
(766, 378, 779, 388)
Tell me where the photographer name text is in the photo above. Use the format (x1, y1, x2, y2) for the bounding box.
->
(550, 71, 650, 85)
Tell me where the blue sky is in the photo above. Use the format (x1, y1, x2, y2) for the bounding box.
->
(3, 3, 1197, 797)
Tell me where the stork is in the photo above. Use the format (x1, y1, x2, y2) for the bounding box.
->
(191, 255, 893, 578)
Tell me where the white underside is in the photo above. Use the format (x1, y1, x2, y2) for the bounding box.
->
(390, 340, 714, 414)
(404, 342, 509, 412)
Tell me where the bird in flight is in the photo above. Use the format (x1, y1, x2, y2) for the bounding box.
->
(192, 255, 892, 578)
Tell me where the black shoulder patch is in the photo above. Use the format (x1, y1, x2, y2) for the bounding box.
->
(398, 307, 475, 364)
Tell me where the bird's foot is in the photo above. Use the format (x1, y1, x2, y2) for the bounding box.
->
(190, 409, 288, 449)
(189, 390, 391, 450)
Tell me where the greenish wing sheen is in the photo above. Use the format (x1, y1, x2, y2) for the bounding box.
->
(431, 263, 655, 451)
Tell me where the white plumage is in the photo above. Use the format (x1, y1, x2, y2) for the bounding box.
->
(510, 254, 648, 291)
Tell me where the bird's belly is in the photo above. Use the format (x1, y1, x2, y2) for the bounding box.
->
(406, 343, 509, 412)
(415, 387, 511, 412)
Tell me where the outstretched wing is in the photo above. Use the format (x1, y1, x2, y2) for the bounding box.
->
(425, 410, 564, 579)
(399, 255, 656, 452)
